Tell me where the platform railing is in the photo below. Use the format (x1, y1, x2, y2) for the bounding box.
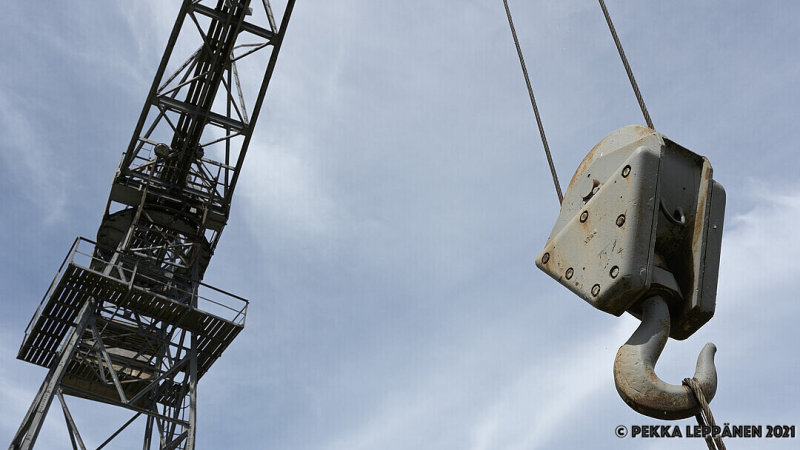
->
(114, 147, 232, 212)
(21, 237, 249, 352)
(19, 237, 82, 352)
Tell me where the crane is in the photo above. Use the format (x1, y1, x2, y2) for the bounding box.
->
(10, 1, 295, 448)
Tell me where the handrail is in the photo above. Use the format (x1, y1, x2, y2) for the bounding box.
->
(75, 237, 248, 325)
(21, 237, 82, 346)
(119, 150, 231, 203)
(22, 237, 249, 349)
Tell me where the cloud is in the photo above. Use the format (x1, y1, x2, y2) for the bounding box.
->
(297, 183, 800, 450)
(238, 138, 343, 240)
(2, 2, 800, 449)
(718, 181, 800, 298)
(0, 91, 68, 224)
(469, 321, 632, 450)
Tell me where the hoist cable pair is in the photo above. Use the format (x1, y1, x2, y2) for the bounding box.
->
(501, 0, 653, 205)
(502, 2, 725, 448)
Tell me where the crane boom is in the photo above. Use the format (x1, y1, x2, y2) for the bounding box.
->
(10, 1, 295, 449)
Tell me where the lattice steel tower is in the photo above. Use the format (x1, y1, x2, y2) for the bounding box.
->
(10, 1, 295, 448)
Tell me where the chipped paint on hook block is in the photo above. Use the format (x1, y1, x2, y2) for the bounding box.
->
(536, 125, 725, 340)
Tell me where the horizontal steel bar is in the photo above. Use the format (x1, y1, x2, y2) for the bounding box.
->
(155, 96, 246, 132)
(192, 3, 275, 40)
(60, 385, 189, 427)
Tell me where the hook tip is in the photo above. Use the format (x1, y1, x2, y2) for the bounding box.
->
(692, 342, 718, 402)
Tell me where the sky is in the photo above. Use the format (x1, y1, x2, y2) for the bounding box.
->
(1, 1, 799, 449)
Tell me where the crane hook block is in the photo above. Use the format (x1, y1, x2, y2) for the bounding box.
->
(536, 125, 725, 339)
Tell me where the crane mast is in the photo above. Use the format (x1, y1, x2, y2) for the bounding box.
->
(11, 1, 295, 448)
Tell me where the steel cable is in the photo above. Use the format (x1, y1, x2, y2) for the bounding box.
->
(684, 377, 727, 450)
(598, 0, 655, 130)
(502, 0, 564, 204)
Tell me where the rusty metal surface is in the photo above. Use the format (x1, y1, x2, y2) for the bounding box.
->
(614, 295, 717, 420)
(536, 144, 662, 315)
(536, 125, 727, 420)
(536, 125, 726, 340)
(537, 125, 663, 314)
(548, 125, 662, 239)
(651, 139, 725, 339)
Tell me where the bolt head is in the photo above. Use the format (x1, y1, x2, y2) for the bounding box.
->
(580, 211, 589, 223)
(610, 266, 619, 278)
(591, 284, 600, 296)
(565, 267, 574, 280)
(622, 165, 631, 178)
(541, 253, 550, 264)
(616, 214, 626, 227)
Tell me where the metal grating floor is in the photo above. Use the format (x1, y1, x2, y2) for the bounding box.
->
(17, 262, 243, 379)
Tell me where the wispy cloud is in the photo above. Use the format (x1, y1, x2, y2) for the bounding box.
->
(3, 1, 800, 449)
(0, 91, 68, 224)
(239, 138, 344, 240)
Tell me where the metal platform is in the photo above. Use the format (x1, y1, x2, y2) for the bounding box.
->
(18, 237, 248, 380)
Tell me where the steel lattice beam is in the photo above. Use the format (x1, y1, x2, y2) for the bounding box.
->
(11, 1, 295, 449)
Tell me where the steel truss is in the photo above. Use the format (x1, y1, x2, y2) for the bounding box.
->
(11, 1, 295, 449)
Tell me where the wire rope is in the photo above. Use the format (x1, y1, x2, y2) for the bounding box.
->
(502, 0, 563, 204)
(598, 0, 655, 129)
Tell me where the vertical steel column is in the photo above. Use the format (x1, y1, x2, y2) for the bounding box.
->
(143, 415, 155, 450)
(10, 301, 94, 450)
(185, 335, 199, 450)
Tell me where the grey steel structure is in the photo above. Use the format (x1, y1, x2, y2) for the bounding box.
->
(11, 1, 295, 448)
(536, 125, 725, 419)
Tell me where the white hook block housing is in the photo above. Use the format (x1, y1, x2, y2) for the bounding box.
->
(536, 125, 725, 339)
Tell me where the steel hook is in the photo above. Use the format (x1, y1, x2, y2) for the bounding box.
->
(613, 295, 717, 420)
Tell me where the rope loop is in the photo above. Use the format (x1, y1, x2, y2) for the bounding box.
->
(683, 377, 726, 450)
